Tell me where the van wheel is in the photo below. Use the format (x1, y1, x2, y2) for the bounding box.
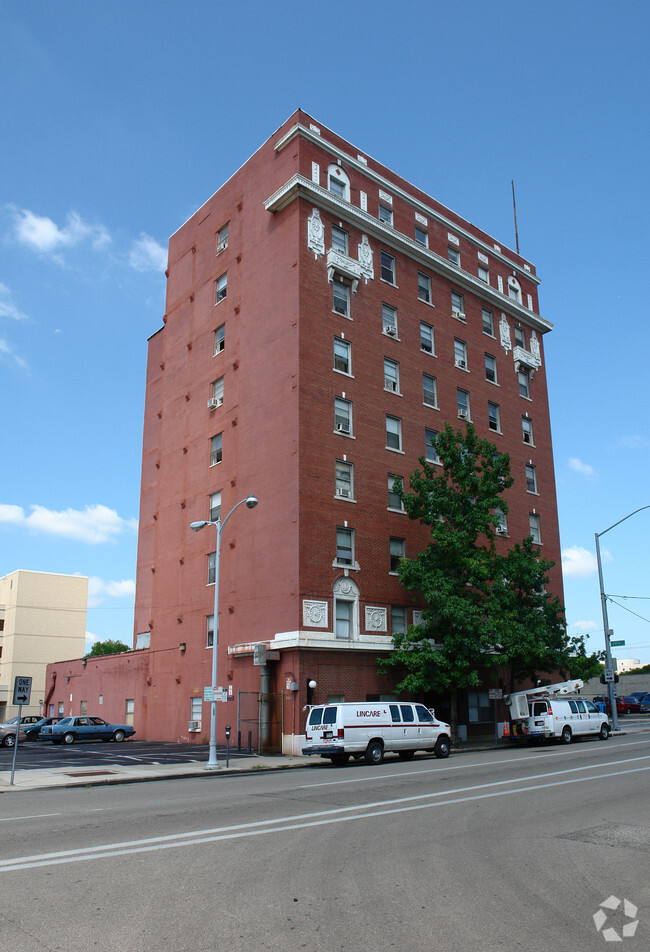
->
(330, 753, 349, 766)
(434, 736, 451, 758)
(599, 723, 610, 740)
(560, 726, 572, 745)
(364, 741, 384, 765)
(398, 750, 415, 761)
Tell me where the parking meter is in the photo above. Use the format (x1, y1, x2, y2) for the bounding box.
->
(225, 724, 231, 767)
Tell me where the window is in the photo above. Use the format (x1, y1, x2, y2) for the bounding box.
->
(423, 373, 437, 407)
(482, 307, 494, 336)
(386, 415, 402, 451)
(381, 251, 396, 284)
(378, 203, 393, 225)
(384, 357, 400, 393)
(529, 513, 541, 543)
(425, 428, 439, 463)
(332, 278, 350, 316)
(518, 370, 530, 398)
(514, 325, 525, 348)
(215, 273, 227, 304)
(335, 599, 352, 639)
(485, 354, 497, 383)
(214, 324, 225, 354)
(415, 225, 428, 247)
(448, 246, 460, 266)
(418, 272, 431, 304)
(217, 223, 229, 254)
(420, 321, 434, 354)
(328, 165, 350, 200)
(495, 508, 508, 536)
(336, 460, 354, 499)
(508, 276, 522, 303)
(478, 264, 489, 284)
(209, 491, 221, 522)
(208, 551, 216, 585)
(468, 691, 491, 723)
(334, 337, 351, 374)
(336, 527, 354, 566)
(206, 614, 215, 647)
(335, 397, 352, 435)
(211, 377, 224, 407)
(526, 464, 538, 494)
(382, 303, 398, 336)
(190, 697, 202, 729)
(522, 416, 534, 445)
(331, 225, 348, 255)
(80, 700, 88, 715)
(454, 339, 467, 369)
(388, 474, 404, 511)
(391, 606, 407, 637)
(390, 537, 405, 573)
(488, 401, 500, 432)
(451, 290, 465, 320)
(210, 433, 222, 466)
(457, 389, 470, 420)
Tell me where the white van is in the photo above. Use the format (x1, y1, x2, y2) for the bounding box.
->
(302, 701, 451, 765)
(505, 680, 610, 744)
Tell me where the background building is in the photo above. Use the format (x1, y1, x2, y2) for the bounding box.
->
(0, 570, 87, 721)
(46, 111, 564, 750)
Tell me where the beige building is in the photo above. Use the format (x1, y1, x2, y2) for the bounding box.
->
(0, 570, 88, 721)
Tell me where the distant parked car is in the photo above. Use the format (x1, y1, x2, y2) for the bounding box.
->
(39, 716, 135, 745)
(639, 694, 650, 713)
(22, 717, 61, 741)
(0, 715, 40, 747)
(618, 696, 643, 714)
(628, 692, 648, 701)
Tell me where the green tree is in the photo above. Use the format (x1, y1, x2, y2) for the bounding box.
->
(87, 639, 130, 657)
(379, 423, 595, 700)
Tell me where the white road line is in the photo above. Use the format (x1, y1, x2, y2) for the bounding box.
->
(2, 761, 649, 872)
(0, 813, 61, 822)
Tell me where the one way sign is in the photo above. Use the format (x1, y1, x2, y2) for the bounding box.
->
(13, 676, 32, 706)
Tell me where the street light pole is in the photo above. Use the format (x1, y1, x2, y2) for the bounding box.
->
(191, 494, 258, 769)
(595, 505, 650, 733)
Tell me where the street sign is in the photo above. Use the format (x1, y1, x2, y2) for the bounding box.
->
(604, 669, 615, 683)
(204, 687, 213, 702)
(611, 640, 625, 647)
(488, 689, 503, 700)
(13, 676, 32, 706)
(204, 686, 228, 702)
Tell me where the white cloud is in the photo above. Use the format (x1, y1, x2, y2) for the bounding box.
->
(0, 502, 138, 543)
(618, 435, 650, 449)
(0, 338, 28, 369)
(87, 576, 136, 608)
(0, 282, 29, 321)
(561, 545, 597, 578)
(567, 619, 599, 634)
(568, 457, 595, 478)
(129, 232, 167, 272)
(10, 207, 111, 259)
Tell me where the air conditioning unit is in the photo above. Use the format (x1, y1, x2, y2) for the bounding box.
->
(217, 239, 228, 254)
(458, 408, 469, 419)
(337, 422, 350, 434)
(336, 488, 351, 498)
(384, 326, 397, 336)
(453, 310, 466, 321)
(496, 526, 507, 535)
(188, 720, 200, 731)
(455, 360, 466, 369)
(207, 396, 223, 409)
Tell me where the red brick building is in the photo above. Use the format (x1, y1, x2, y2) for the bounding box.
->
(45, 111, 563, 750)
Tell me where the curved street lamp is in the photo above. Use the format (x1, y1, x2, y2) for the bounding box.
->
(191, 494, 258, 769)
(595, 505, 650, 732)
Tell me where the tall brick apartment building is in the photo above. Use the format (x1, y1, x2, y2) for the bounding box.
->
(45, 111, 563, 750)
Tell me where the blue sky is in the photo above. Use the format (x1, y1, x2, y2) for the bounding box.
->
(1, 1, 649, 665)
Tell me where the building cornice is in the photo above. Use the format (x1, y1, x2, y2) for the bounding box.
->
(265, 172, 552, 334)
(274, 122, 541, 288)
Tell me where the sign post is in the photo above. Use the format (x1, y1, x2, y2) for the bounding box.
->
(489, 688, 503, 745)
(10, 676, 32, 786)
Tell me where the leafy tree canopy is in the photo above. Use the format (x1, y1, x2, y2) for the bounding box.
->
(380, 423, 597, 694)
(87, 639, 130, 657)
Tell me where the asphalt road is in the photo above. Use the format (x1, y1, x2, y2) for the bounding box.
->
(0, 738, 257, 770)
(1, 733, 648, 952)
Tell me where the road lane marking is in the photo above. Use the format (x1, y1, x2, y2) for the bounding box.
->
(1, 762, 649, 872)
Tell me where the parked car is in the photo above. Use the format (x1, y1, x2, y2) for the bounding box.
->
(618, 696, 643, 714)
(0, 715, 40, 747)
(22, 717, 61, 741)
(639, 694, 650, 713)
(628, 691, 648, 701)
(39, 716, 135, 745)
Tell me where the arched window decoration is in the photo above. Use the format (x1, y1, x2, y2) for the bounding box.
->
(327, 164, 350, 202)
(333, 577, 359, 640)
(507, 275, 522, 303)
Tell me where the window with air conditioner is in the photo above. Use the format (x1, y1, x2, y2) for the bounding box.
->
(384, 358, 399, 393)
(335, 397, 352, 435)
(335, 460, 353, 499)
(208, 377, 224, 409)
(190, 697, 202, 731)
(454, 339, 467, 369)
(382, 303, 398, 336)
(457, 389, 470, 420)
(451, 290, 465, 320)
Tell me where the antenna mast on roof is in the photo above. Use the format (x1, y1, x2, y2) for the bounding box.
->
(511, 180, 520, 255)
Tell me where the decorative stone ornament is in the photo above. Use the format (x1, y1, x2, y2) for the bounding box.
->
(307, 208, 325, 258)
(365, 607, 387, 632)
(499, 313, 512, 354)
(303, 599, 328, 627)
